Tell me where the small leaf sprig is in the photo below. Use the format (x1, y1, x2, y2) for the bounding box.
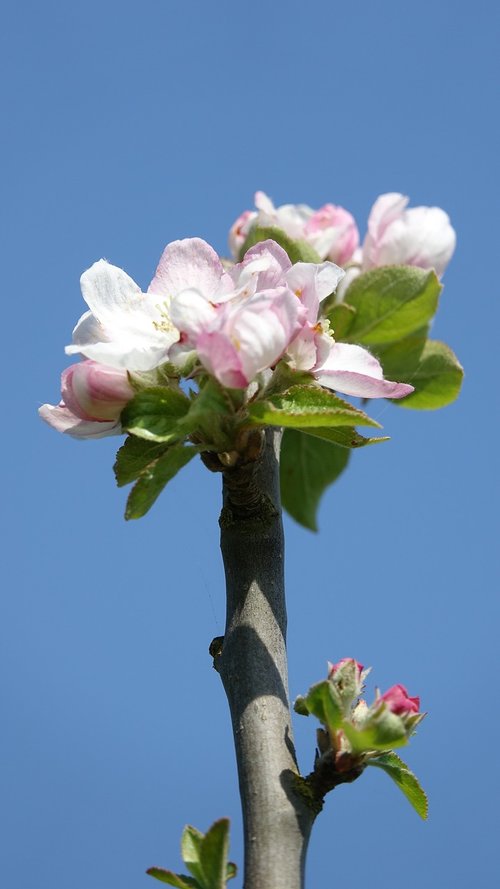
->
(147, 818, 237, 889)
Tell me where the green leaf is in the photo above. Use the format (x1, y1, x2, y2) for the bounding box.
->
(249, 385, 381, 429)
(294, 695, 310, 716)
(392, 339, 464, 410)
(185, 379, 236, 451)
(342, 716, 408, 754)
(121, 387, 191, 442)
(261, 362, 315, 398)
(181, 826, 206, 886)
(301, 680, 343, 730)
(127, 362, 181, 391)
(146, 868, 199, 888)
(342, 266, 441, 345)
(367, 752, 428, 819)
(180, 821, 233, 889)
(198, 818, 230, 889)
(301, 426, 389, 449)
(239, 225, 322, 264)
(125, 445, 198, 520)
(324, 302, 357, 339)
(280, 429, 350, 531)
(371, 327, 429, 380)
(114, 435, 170, 487)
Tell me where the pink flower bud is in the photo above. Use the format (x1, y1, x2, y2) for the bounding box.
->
(228, 209, 257, 257)
(304, 204, 360, 265)
(379, 684, 420, 715)
(228, 193, 360, 263)
(39, 360, 134, 439)
(329, 657, 364, 677)
(61, 360, 134, 421)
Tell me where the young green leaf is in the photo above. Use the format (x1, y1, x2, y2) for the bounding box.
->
(199, 818, 231, 889)
(261, 362, 315, 398)
(249, 385, 381, 429)
(125, 445, 198, 520)
(392, 340, 464, 409)
(114, 436, 170, 487)
(324, 301, 357, 339)
(121, 387, 191, 442)
(184, 379, 236, 451)
(370, 327, 429, 381)
(342, 266, 441, 345)
(239, 225, 322, 264)
(367, 752, 428, 819)
(300, 680, 343, 730)
(280, 429, 350, 531)
(341, 716, 408, 754)
(300, 426, 389, 449)
(146, 867, 199, 888)
(181, 826, 205, 886)
(225, 862, 237, 882)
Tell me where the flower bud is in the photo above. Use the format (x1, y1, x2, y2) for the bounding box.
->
(329, 657, 364, 678)
(328, 658, 365, 713)
(228, 192, 360, 263)
(228, 209, 257, 257)
(363, 192, 456, 277)
(379, 684, 420, 715)
(39, 360, 134, 439)
(304, 204, 359, 265)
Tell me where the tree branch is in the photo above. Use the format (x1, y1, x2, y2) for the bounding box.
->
(216, 428, 316, 889)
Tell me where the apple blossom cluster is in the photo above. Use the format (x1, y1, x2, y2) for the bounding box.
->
(39, 236, 417, 439)
(39, 190, 456, 443)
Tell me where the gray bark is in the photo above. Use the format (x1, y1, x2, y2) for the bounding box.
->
(215, 429, 316, 889)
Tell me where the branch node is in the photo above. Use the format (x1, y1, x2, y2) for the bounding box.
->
(209, 635, 224, 672)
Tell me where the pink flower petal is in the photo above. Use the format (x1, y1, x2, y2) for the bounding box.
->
(148, 238, 225, 299)
(314, 342, 414, 399)
(38, 403, 121, 439)
(196, 331, 247, 389)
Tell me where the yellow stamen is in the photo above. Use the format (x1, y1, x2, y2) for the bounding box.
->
(152, 301, 175, 333)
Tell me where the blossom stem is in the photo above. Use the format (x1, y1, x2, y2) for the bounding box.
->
(216, 429, 315, 889)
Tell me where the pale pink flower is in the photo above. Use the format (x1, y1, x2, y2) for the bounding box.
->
(228, 191, 359, 263)
(362, 193, 456, 277)
(39, 360, 134, 439)
(285, 261, 345, 371)
(171, 242, 307, 389)
(379, 684, 420, 715)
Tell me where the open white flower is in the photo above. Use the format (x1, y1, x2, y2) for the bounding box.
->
(66, 238, 230, 372)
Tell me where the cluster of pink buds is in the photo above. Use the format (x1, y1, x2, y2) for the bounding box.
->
(296, 657, 425, 766)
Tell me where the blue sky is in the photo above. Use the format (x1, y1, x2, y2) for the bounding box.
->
(1, 1, 498, 887)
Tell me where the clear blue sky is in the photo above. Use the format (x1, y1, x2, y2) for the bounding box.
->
(1, 1, 498, 887)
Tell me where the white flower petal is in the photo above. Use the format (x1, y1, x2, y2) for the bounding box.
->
(80, 260, 142, 322)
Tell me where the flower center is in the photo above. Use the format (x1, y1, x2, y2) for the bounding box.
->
(152, 301, 176, 334)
